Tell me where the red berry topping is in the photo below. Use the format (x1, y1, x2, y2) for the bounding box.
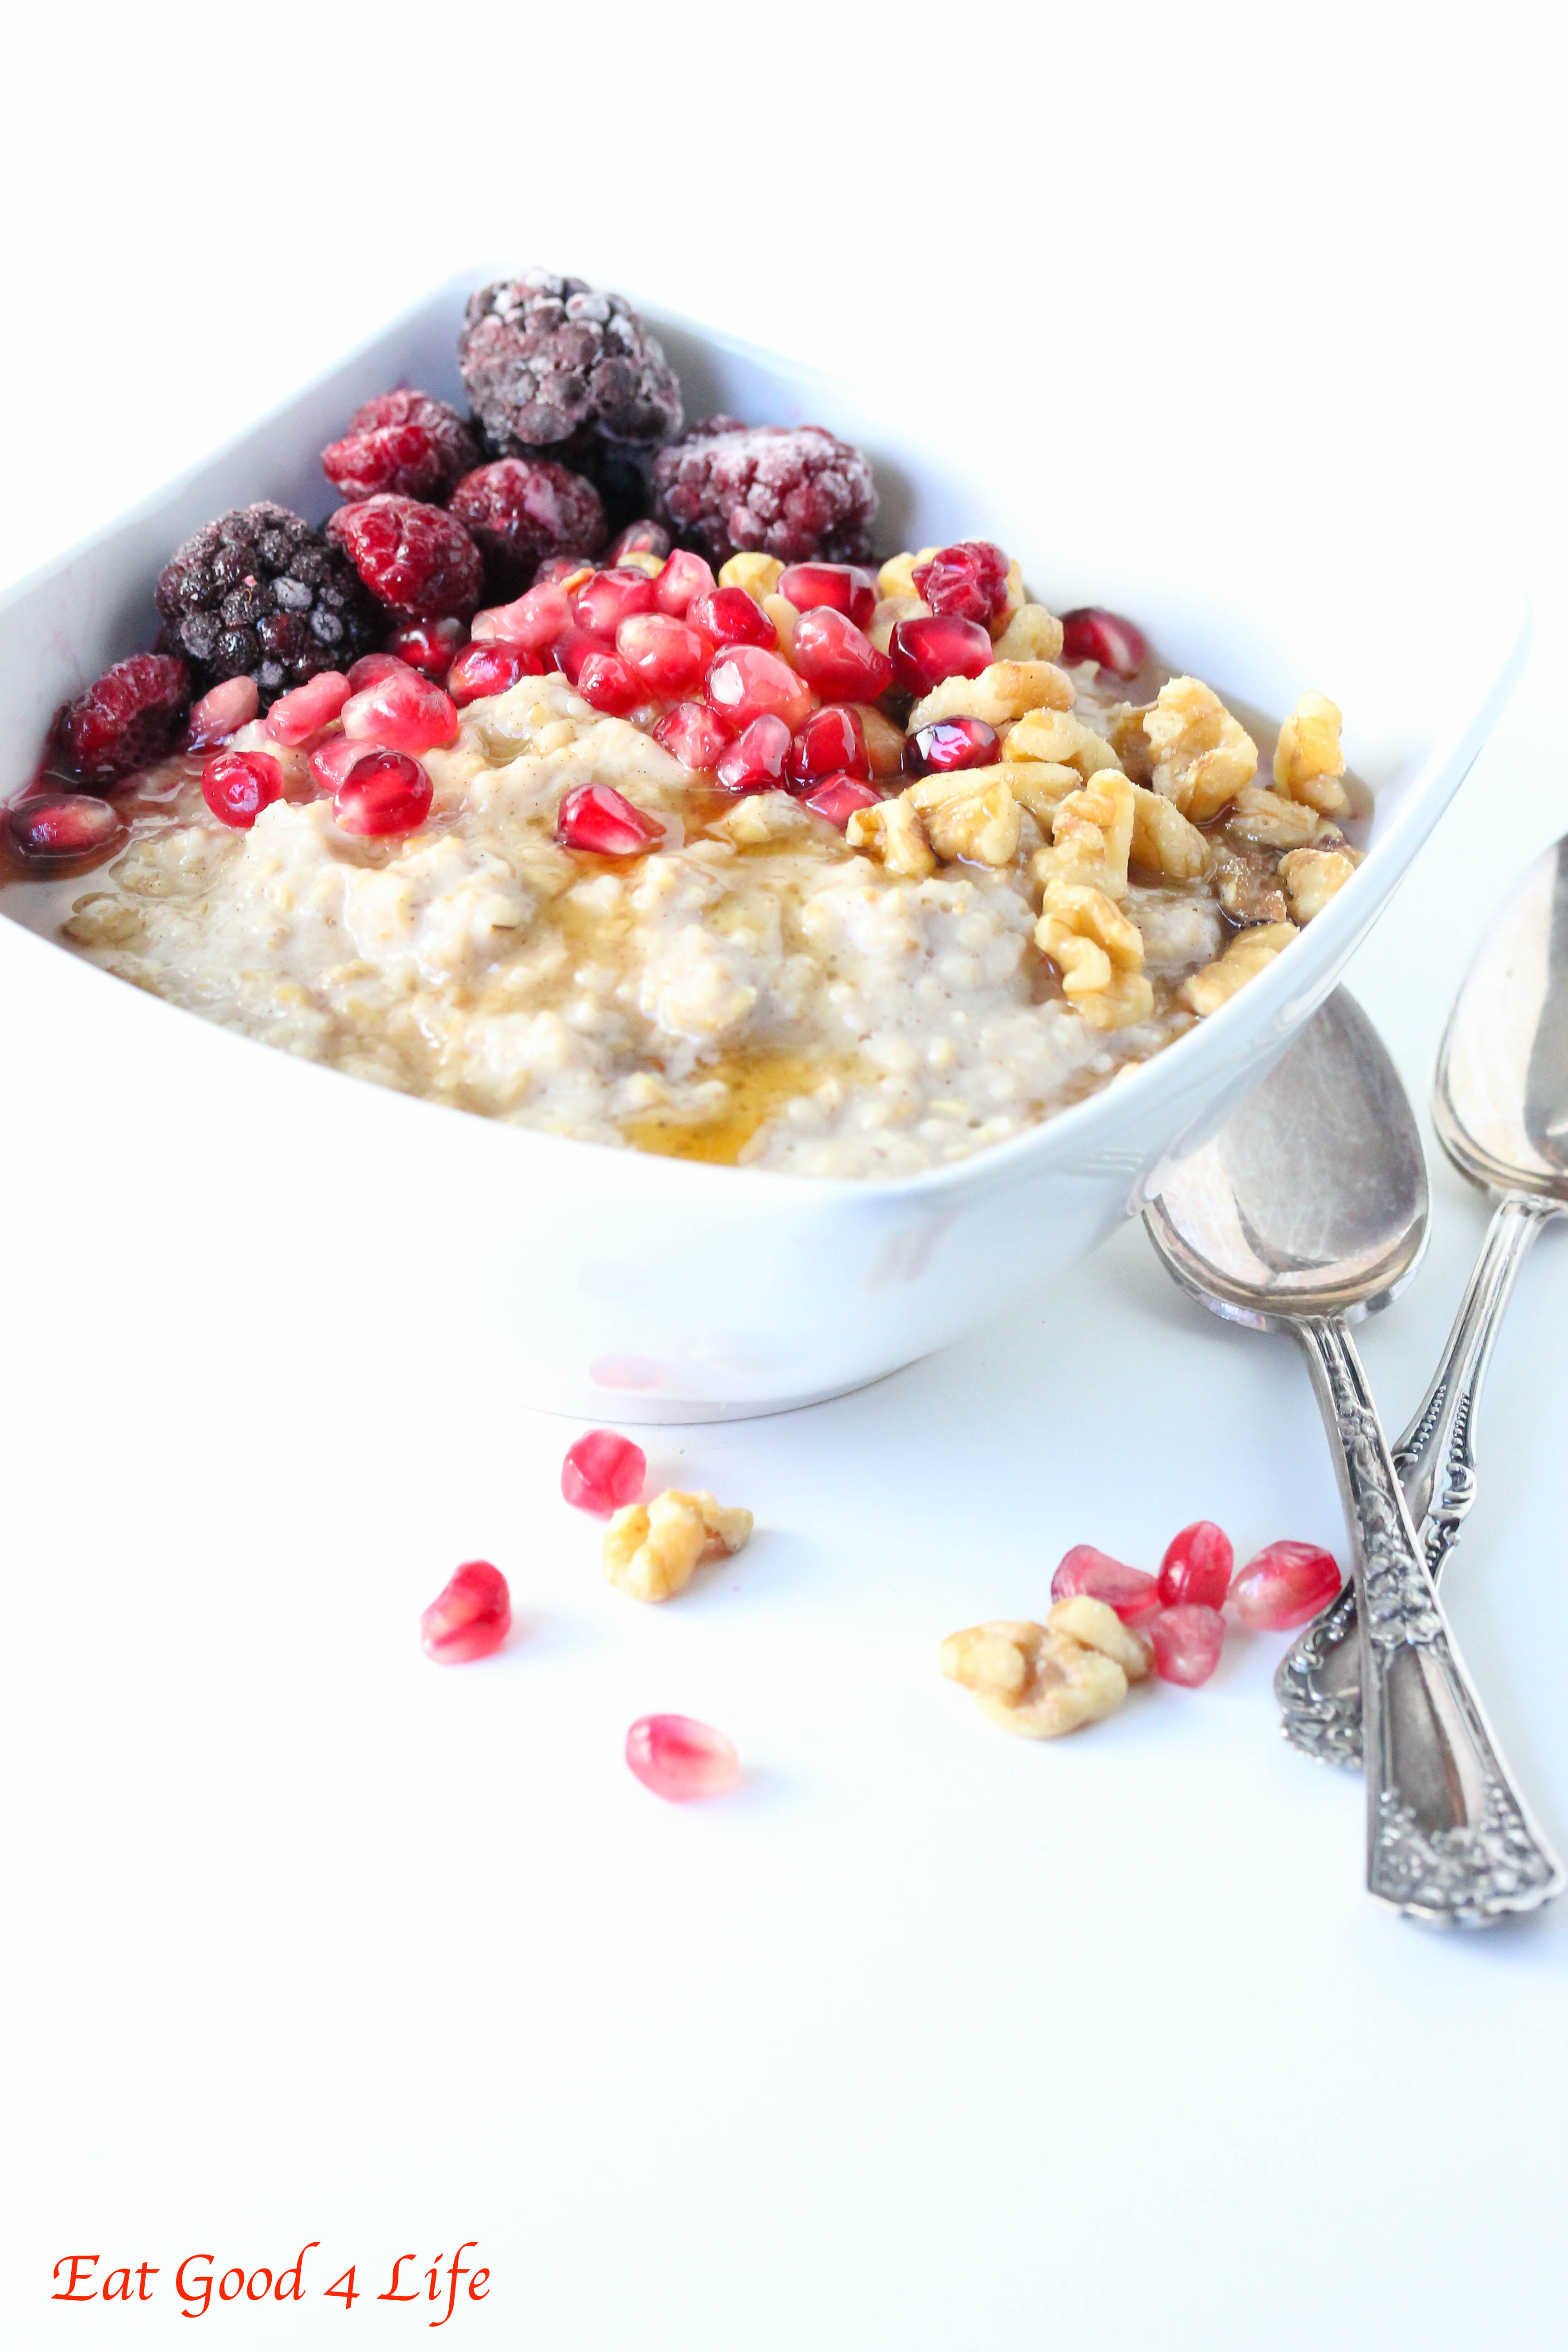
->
(652, 700, 730, 772)
(1050, 1544, 1160, 1622)
(574, 566, 659, 636)
(911, 540, 1011, 626)
(1230, 1541, 1342, 1631)
(327, 494, 483, 620)
(906, 716, 999, 775)
(1157, 1521, 1235, 1610)
(557, 783, 664, 855)
(201, 749, 284, 829)
(607, 519, 672, 564)
(616, 613, 709, 696)
(322, 390, 479, 505)
(654, 549, 716, 617)
(777, 562, 877, 629)
(687, 585, 777, 649)
(1148, 1603, 1226, 1687)
(420, 1559, 511, 1664)
(187, 675, 260, 749)
(341, 670, 460, 755)
(445, 642, 544, 706)
(1059, 607, 1150, 679)
(716, 714, 792, 794)
(333, 750, 433, 836)
(6, 791, 124, 863)
(625, 1714, 740, 1802)
(888, 614, 994, 696)
(346, 652, 409, 691)
(552, 627, 614, 684)
(706, 644, 811, 735)
(449, 458, 608, 599)
(790, 606, 893, 701)
(561, 1428, 646, 1514)
(388, 617, 466, 679)
(652, 417, 877, 567)
(535, 554, 597, 587)
(471, 582, 573, 652)
(59, 652, 190, 784)
(804, 775, 882, 828)
(264, 670, 352, 747)
(786, 704, 869, 788)
(308, 736, 368, 794)
(573, 649, 642, 716)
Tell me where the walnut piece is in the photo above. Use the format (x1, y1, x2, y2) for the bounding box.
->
(1004, 706, 1122, 780)
(763, 593, 800, 658)
(1105, 704, 1155, 785)
(1047, 1596, 1153, 1681)
(1035, 879, 1154, 1029)
(1144, 676, 1258, 821)
(999, 760, 1083, 825)
(602, 1488, 753, 1604)
(991, 601, 1065, 664)
(1130, 784, 1210, 880)
(908, 660, 1076, 734)
(1279, 845, 1357, 922)
(850, 702, 908, 779)
(877, 547, 939, 602)
(1225, 785, 1328, 850)
(868, 594, 930, 653)
(905, 772, 1020, 866)
(846, 793, 937, 878)
(718, 552, 784, 600)
(939, 1602, 1139, 1738)
(1274, 691, 1347, 814)
(1034, 772, 1135, 899)
(1178, 921, 1297, 1016)
(990, 557, 1028, 639)
(1210, 843, 1289, 926)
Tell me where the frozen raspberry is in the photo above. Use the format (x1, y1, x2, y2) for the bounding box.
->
(326, 495, 482, 620)
(322, 390, 479, 504)
(459, 271, 683, 455)
(652, 417, 878, 567)
(57, 652, 190, 783)
(155, 503, 380, 707)
(449, 458, 607, 599)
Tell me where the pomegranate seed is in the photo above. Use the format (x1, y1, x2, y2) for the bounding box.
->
(688, 585, 777, 650)
(201, 749, 284, 829)
(187, 675, 259, 749)
(6, 790, 123, 861)
(608, 519, 671, 563)
(616, 613, 709, 696)
(341, 671, 459, 755)
(1230, 1541, 1342, 1631)
(557, 783, 664, 855)
(888, 614, 994, 696)
(471, 583, 572, 651)
(535, 554, 597, 587)
(1050, 1544, 1160, 1622)
(1059, 607, 1150, 678)
(625, 1714, 740, 1803)
(561, 1428, 647, 1514)
(333, 750, 433, 836)
(389, 617, 465, 679)
(786, 704, 869, 789)
(654, 549, 715, 616)
(777, 562, 877, 629)
(911, 540, 1011, 626)
(574, 650, 642, 716)
(446, 642, 544, 706)
(574, 566, 659, 636)
(265, 670, 352, 747)
(1158, 1521, 1235, 1610)
(791, 607, 894, 701)
(552, 627, 615, 683)
(652, 700, 730, 771)
(706, 644, 812, 735)
(420, 1559, 511, 1664)
(716, 714, 792, 794)
(1148, 1603, 1226, 1686)
(905, 716, 999, 775)
(346, 652, 409, 692)
(308, 736, 371, 794)
(804, 775, 881, 827)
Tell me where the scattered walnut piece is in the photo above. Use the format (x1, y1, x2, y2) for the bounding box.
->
(718, 552, 784, 600)
(1279, 845, 1357, 922)
(991, 601, 1065, 664)
(1225, 785, 1329, 850)
(990, 557, 1028, 639)
(908, 660, 1076, 734)
(939, 1612, 1132, 1738)
(1144, 676, 1258, 821)
(1000, 760, 1083, 825)
(1178, 921, 1298, 1016)
(1036, 879, 1154, 1029)
(1003, 707, 1121, 780)
(1047, 1596, 1153, 1681)
(868, 594, 930, 653)
(1210, 842, 1288, 926)
(602, 1488, 753, 1604)
(846, 793, 937, 878)
(1035, 772, 1135, 900)
(1274, 691, 1347, 814)
(1130, 785, 1210, 881)
(905, 771, 1021, 866)
(877, 547, 939, 602)
(1106, 704, 1155, 785)
(851, 702, 908, 780)
(763, 593, 800, 658)
(615, 550, 665, 579)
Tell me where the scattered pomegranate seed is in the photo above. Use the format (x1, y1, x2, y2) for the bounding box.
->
(552, 627, 614, 683)
(308, 736, 371, 794)
(561, 1428, 647, 1514)
(1059, 607, 1150, 678)
(687, 585, 777, 649)
(1050, 1544, 1160, 1622)
(626, 1714, 741, 1803)
(1148, 1603, 1226, 1686)
(786, 704, 870, 788)
(574, 565, 659, 636)
(888, 614, 994, 696)
(420, 1559, 511, 1664)
(654, 549, 715, 616)
(265, 670, 352, 747)
(557, 783, 664, 855)
(608, 519, 672, 564)
(777, 562, 877, 630)
(341, 671, 459, 755)
(716, 714, 793, 794)
(1230, 1541, 1342, 1631)
(389, 617, 466, 679)
(446, 642, 544, 706)
(471, 582, 572, 651)
(573, 650, 642, 717)
(804, 775, 882, 827)
(616, 613, 709, 696)
(706, 644, 812, 735)
(346, 652, 410, 691)
(652, 700, 731, 771)
(791, 607, 894, 701)
(911, 540, 1011, 626)
(535, 553, 597, 587)
(201, 749, 284, 829)
(333, 750, 433, 836)
(187, 675, 260, 749)
(905, 715, 999, 775)
(6, 791, 124, 862)
(1158, 1521, 1235, 1610)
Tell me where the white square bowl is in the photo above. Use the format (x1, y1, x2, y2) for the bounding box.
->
(0, 275, 1528, 1419)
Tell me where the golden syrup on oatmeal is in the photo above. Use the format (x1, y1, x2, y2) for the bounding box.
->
(622, 1049, 863, 1165)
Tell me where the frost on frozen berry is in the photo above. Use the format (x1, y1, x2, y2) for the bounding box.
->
(459, 273, 683, 455)
(59, 653, 190, 783)
(201, 749, 284, 829)
(652, 701, 730, 772)
(905, 716, 998, 775)
(333, 750, 433, 836)
(323, 390, 479, 504)
(388, 616, 466, 678)
(790, 606, 893, 701)
(445, 642, 544, 706)
(187, 674, 260, 748)
(265, 671, 352, 746)
(1157, 1521, 1235, 1610)
(687, 585, 776, 649)
(777, 563, 877, 629)
(561, 1428, 646, 1515)
(888, 614, 994, 696)
(706, 644, 811, 735)
(1230, 1541, 1342, 1631)
(557, 784, 664, 855)
(1050, 1544, 1160, 1622)
(787, 705, 869, 789)
(1059, 607, 1150, 679)
(155, 502, 380, 705)
(327, 495, 483, 620)
(449, 458, 608, 599)
(652, 417, 878, 567)
(341, 670, 459, 755)
(421, 1559, 512, 1663)
(1148, 1603, 1226, 1686)
(6, 791, 124, 863)
(626, 1714, 741, 1802)
(912, 541, 1011, 626)
(804, 775, 881, 827)
(716, 714, 792, 794)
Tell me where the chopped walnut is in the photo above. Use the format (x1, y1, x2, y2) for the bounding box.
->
(602, 1488, 753, 1604)
(905, 772, 1020, 866)
(1225, 785, 1329, 850)
(615, 550, 665, 579)
(718, 552, 784, 600)
(1034, 772, 1135, 899)
(1047, 1596, 1153, 1681)
(1144, 676, 1258, 821)
(1036, 879, 1154, 1029)
(939, 1605, 1136, 1738)
(868, 594, 930, 653)
(991, 601, 1065, 664)
(1279, 845, 1357, 922)
(850, 702, 908, 779)
(1130, 784, 1210, 881)
(990, 557, 1027, 639)
(1274, 691, 1347, 814)
(1179, 921, 1297, 1016)
(877, 547, 939, 602)
(1106, 704, 1155, 785)
(711, 792, 811, 848)
(908, 660, 1076, 734)
(763, 593, 800, 658)
(1000, 760, 1083, 825)
(1210, 842, 1289, 926)
(847, 792, 937, 878)
(1003, 707, 1121, 780)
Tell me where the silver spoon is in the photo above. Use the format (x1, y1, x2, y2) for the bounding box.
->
(1145, 990, 1562, 1926)
(1280, 837, 1568, 1761)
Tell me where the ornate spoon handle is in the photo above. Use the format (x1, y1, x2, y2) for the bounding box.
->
(1292, 1313, 1561, 1924)
(1277, 1195, 1558, 1763)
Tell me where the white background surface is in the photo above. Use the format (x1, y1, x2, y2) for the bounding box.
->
(3, 3, 1567, 2343)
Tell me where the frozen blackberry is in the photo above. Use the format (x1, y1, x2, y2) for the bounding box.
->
(459, 272, 682, 456)
(322, 390, 479, 504)
(652, 419, 878, 567)
(326, 495, 483, 618)
(449, 459, 607, 598)
(155, 502, 381, 706)
(58, 653, 190, 784)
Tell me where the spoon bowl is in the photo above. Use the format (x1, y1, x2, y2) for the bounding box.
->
(1436, 833, 1568, 1198)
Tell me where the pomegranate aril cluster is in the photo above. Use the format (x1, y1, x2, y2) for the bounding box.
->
(1048, 1519, 1343, 1692)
